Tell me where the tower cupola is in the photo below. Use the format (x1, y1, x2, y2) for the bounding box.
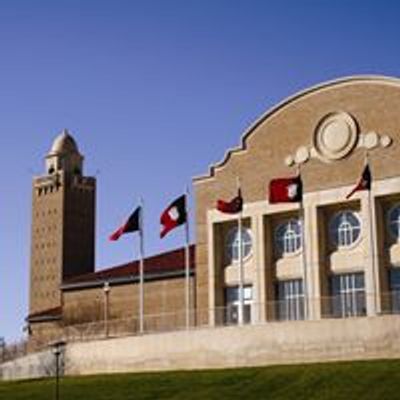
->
(45, 129, 84, 175)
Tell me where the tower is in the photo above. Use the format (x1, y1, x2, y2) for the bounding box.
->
(29, 130, 96, 315)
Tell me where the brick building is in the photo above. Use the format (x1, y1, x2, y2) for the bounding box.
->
(27, 75, 400, 349)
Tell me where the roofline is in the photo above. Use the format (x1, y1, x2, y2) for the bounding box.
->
(27, 314, 62, 323)
(61, 268, 195, 291)
(192, 74, 400, 184)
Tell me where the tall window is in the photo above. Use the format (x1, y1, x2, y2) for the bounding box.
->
(224, 286, 253, 325)
(275, 219, 302, 256)
(330, 211, 361, 248)
(389, 205, 400, 241)
(331, 273, 366, 318)
(276, 279, 304, 321)
(225, 227, 252, 264)
(389, 269, 400, 313)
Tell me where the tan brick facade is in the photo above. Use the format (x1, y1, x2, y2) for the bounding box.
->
(27, 76, 400, 350)
(62, 276, 195, 334)
(194, 76, 400, 324)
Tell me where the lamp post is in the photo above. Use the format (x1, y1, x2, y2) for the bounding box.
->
(52, 340, 65, 400)
(103, 281, 110, 338)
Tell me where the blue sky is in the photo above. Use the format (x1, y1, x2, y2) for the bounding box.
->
(1, 0, 399, 341)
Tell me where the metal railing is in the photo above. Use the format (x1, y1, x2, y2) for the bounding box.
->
(0, 339, 28, 363)
(5, 291, 400, 360)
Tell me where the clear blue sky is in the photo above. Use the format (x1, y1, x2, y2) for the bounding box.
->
(1, 0, 399, 342)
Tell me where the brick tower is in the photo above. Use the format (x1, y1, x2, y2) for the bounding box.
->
(29, 130, 96, 316)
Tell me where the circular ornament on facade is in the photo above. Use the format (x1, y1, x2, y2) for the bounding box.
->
(364, 131, 379, 149)
(380, 135, 392, 148)
(313, 112, 359, 162)
(295, 146, 310, 164)
(285, 155, 295, 167)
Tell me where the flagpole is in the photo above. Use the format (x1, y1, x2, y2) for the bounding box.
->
(298, 165, 308, 320)
(184, 187, 191, 330)
(139, 197, 145, 334)
(365, 152, 378, 314)
(237, 177, 244, 326)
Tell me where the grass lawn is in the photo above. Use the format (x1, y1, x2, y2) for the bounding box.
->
(1, 359, 400, 399)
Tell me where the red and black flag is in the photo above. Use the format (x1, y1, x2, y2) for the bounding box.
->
(109, 206, 141, 241)
(217, 189, 243, 214)
(160, 195, 187, 238)
(269, 175, 302, 203)
(346, 164, 372, 199)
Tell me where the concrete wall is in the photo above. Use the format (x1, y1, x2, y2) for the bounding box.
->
(0, 348, 59, 381)
(3, 315, 400, 380)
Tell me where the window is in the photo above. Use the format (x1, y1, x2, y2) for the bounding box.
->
(330, 211, 361, 248)
(224, 286, 252, 325)
(275, 219, 302, 256)
(276, 279, 304, 321)
(331, 273, 366, 318)
(389, 205, 400, 241)
(389, 269, 400, 313)
(225, 227, 252, 263)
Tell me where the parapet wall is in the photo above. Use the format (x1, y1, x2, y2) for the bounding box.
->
(2, 315, 400, 380)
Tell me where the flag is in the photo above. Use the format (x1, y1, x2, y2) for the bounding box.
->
(109, 206, 141, 241)
(160, 194, 187, 238)
(217, 189, 243, 214)
(346, 164, 371, 199)
(269, 175, 302, 203)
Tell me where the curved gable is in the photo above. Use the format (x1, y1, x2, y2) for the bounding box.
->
(194, 75, 400, 185)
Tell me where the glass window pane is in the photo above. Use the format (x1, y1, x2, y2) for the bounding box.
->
(226, 287, 239, 302)
(330, 211, 361, 248)
(275, 219, 302, 256)
(276, 279, 304, 321)
(354, 272, 364, 289)
(389, 206, 400, 240)
(330, 273, 365, 318)
(225, 227, 252, 263)
(390, 269, 400, 289)
(224, 286, 253, 325)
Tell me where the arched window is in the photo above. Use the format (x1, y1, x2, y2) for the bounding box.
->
(275, 219, 302, 256)
(330, 211, 361, 248)
(389, 205, 400, 241)
(225, 227, 252, 263)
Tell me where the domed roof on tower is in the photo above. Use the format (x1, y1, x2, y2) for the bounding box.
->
(49, 129, 80, 155)
(45, 129, 84, 175)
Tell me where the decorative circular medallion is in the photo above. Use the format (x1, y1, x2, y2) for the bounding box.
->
(313, 112, 358, 162)
(381, 134, 392, 148)
(285, 155, 295, 166)
(364, 131, 379, 149)
(295, 146, 309, 163)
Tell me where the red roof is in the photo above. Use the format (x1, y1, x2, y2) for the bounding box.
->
(63, 245, 195, 286)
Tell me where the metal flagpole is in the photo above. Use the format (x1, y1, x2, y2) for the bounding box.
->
(237, 177, 244, 326)
(139, 197, 145, 334)
(365, 152, 378, 314)
(184, 187, 191, 329)
(298, 165, 309, 320)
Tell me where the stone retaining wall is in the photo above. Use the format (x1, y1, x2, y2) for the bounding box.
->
(2, 315, 400, 380)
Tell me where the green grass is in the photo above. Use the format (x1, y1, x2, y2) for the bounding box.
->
(2, 359, 400, 399)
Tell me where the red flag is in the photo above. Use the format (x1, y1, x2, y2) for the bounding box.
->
(109, 206, 141, 241)
(346, 164, 371, 199)
(269, 175, 302, 203)
(160, 195, 187, 238)
(217, 189, 243, 214)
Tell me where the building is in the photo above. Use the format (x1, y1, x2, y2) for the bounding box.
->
(27, 75, 400, 350)
(27, 131, 195, 347)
